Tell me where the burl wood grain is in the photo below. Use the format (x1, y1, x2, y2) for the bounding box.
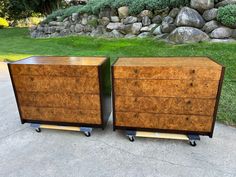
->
(115, 112, 213, 132)
(114, 79, 219, 98)
(21, 107, 101, 124)
(10, 65, 98, 77)
(115, 96, 216, 116)
(12, 75, 99, 94)
(113, 66, 221, 80)
(17, 92, 100, 110)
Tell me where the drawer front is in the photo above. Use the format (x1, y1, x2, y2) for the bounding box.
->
(21, 107, 101, 124)
(115, 96, 215, 116)
(115, 112, 213, 132)
(17, 92, 100, 110)
(113, 66, 221, 80)
(12, 75, 99, 94)
(114, 79, 219, 98)
(10, 64, 98, 77)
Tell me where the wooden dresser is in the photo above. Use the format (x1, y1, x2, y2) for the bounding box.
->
(8, 56, 111, 129)
(112, 57, 224, 137)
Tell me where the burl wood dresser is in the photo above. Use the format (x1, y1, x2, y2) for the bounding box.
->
(8, 56, 111, 129)
(112, 57, 225, 137)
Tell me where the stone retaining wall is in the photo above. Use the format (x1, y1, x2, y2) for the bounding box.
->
(30, 0, 236, 44)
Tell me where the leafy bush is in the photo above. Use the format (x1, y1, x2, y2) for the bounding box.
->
(44, 0, 190, 23)
(0, 17, 9, 28)
(217, 4, 236, 27)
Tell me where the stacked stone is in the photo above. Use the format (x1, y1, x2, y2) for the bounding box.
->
(30, 0, 236, 44)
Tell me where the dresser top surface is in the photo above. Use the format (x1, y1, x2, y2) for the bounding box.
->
(11, 56, 107, 66)
(114, 57, 222, 68)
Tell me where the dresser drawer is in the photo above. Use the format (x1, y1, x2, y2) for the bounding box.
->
(17, 92, 100, 110)
(114, 79, 219, 98)
(115, 112, 213, 132)
(9, 62, 99, 78)
(12, 75, 99, 94)
(115, 96, 215, 116)
(113, 66, 221, 80)
(21, 107, 101, 124)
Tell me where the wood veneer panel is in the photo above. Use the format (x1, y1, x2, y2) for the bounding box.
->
(113, 66, 221, 80)
(10, 65, 98, 77)
(21, 107, 101, 124)
(114, 79, 219, 98)
(114, 57, 222, 68)
(115, 112, 213, 132)
(17, 92, 100, 110)
(12, 75, 99, 93)
(115, 96, 215, 116)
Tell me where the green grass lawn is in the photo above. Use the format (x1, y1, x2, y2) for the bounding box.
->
(0, 28, 236, 126)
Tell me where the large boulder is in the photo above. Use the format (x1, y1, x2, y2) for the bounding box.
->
(118, 6, 129, 19)
(169, 8, 180, 18)
(106, 22, 123, 31)
(162, 16, 174, 24)
(152, 26, 162, 35)
(119, 22, 142, 35)
(190, 0, 214, 13)
(167, 27, 209, 44)
(90, 25, 106, 37)
(142, 16, 151, 26)
(216, 0, 236, 7)
(176, 7, 205, 28)
(123, 16, 138, 24)
(152, 15, 162, 24)
(202, 20, 220, 33)
(161, 23, 176, 33)
(210, 27, 233, 38)
(75, 24, 84, 33)
(99, 17, 110, 26)
(202, 8, 218, 21)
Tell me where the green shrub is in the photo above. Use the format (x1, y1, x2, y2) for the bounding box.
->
(44, 0, 190, 23)
(0, 17, 9, 28)
(217, 4, 236, 27)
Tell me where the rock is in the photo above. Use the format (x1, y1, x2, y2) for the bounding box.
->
(106, 22, 123, 31)
(210, 27, 233, 39)
(49, 21, 63, 26)
(50, 32, 60, 38)
(162, 16, 174, 24)
(216, 0, 236, 7)
(154, 7, 170, 16)
(202, 20, 220, 33)
(118, 6, 129, 19)
(232, 29, 236, 38)
(169, 8, 180, 18)
(155, 33, 169, 40)
(140, 24, 157, 32)
(142, 16, 151, 26)
(75, 24, 84, 33)
(81, 16, 88, 25)
(119, 24, 132, 34)
(90, 25, 105, 37)
(60, 29, 70, 36)
(109, 30, 124, 38)
(202, 8, 218, 21)
(99, 17, 110, 26)
(167, 27, 209, 44)
(152, 26, 162, 35)
(71, 13, 79, 22)
(56, 16, 63, 22)
(63, 21, 71, 28)
(139, 10, 153, 18)
(161, 23, 176, 33)
(125, 34, 136, 38)
(70, 25, 75, 33)
(123, 16, 137, 24)
(37, 26, 44, 32)
(111, 16, 120, 22)
(138, 32, 150, 38)
(84, 25, 94, 32)
(190, 0, 214, 13)
(176, 7, 205, 28)
(152, 15, 162, 24)
(131, 22, 143, 34)
(210, 39, 236, 42)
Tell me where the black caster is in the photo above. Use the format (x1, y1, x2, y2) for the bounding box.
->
(84, 131, 91, 137)
(128, 135, 135, 142)
(189, 140, 197, 146)
(35, 128, 41, 133)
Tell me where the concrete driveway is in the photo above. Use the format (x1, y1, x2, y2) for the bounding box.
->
(0, 62, 236, 177)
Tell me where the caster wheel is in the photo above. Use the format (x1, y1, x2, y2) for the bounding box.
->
(84, 131, 91, 137)
(189, 140, 197, 147)
(35, 128, 41, 133)
(128, 135, 135, 142)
